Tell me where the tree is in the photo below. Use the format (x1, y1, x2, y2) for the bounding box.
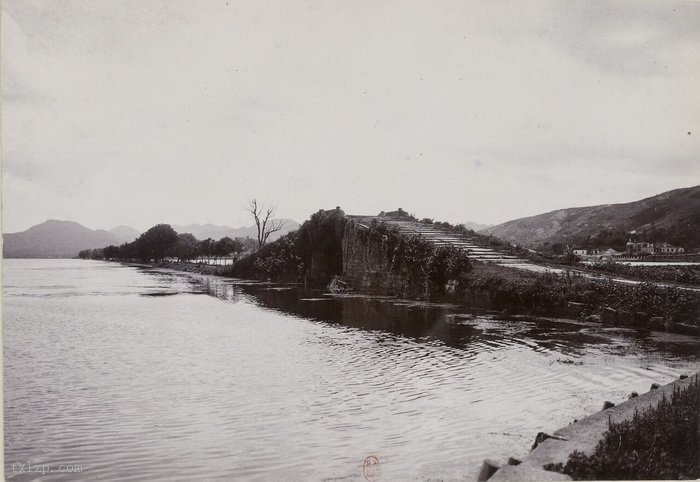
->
(247, 199, 285, 249)
(215, 237, 244, 262)
(170, 233, 198, 262)
(199, 238, 214, 263)
(135, 224, 178, 262)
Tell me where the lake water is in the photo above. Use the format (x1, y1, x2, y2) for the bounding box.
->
(4, 259, 699, 481)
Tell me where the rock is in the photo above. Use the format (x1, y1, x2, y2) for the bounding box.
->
(601, 307, 617, 324)
(650, 383, 661, 390)
(602, 401, 615, 410)
(680, 374, 688, 380)
(585, 314, 601, 323)
(629, 391, 639, 399)
(531, 432, 568, 451)
(507, 457, 521, 466)
(617, 310, 633, 324)
(477, 459, 501, 482)
(489, 464, 572, 481)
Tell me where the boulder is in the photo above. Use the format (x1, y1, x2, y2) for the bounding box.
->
(477, 459, 501, 482)
(601, 307, 617, 324)
(585, 314, 602, 323)
(617, 310, 633, 325)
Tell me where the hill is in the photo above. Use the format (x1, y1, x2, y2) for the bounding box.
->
(109, 225, 141, 243)
(480, 186, 700, 252)
(172, 219, 300, 241)
(3, 220, 123, 258)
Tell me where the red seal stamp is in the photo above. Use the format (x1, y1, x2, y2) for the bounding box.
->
(363, 455, 380, 481)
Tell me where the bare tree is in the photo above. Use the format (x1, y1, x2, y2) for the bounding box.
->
(247, 199, 285, 249)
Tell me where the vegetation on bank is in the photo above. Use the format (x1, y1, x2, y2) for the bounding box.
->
(584, 262, 700, 285)
(545, 376, 699, 480)
(463, 263, 700, 325)
(226, 208, 347, 282)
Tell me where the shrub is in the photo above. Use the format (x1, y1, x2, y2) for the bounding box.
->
(553, 376, 699, 480)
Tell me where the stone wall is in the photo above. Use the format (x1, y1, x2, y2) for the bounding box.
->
(341, 221, 418, 297)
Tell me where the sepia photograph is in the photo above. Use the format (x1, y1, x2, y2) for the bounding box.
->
(2, 0, 699, 480)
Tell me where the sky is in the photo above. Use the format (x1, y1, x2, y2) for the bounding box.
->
(2, 0, 699, 233)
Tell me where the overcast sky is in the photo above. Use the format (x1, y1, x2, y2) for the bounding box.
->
(2, 0, 699, 233)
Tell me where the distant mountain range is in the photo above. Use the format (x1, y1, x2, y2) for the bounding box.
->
(172, 219, 299, 242)
(109, 225, 141, 244)
(3, 219, 300, 258)
(462, 221, 492, 232)
(7, 186, 697, 259)
(480, 186, 700, 252)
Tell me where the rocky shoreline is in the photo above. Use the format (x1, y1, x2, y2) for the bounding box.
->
(478, 373, 699, 481)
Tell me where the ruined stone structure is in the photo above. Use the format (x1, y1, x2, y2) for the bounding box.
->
(341, 220, 415, 297)
(339, 210, 524, 297)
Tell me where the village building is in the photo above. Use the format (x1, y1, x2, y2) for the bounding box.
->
(598, 248, 624, 261)
(567, 247, 601, 257)
(654, 242, 685, 255)
(625, 239, 685, 257)
(625, 240, 655, 256)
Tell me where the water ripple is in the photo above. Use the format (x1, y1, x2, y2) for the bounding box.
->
(3, 259, 699, 481)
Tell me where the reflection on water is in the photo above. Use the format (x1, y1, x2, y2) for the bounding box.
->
(4, 260, 699, 481)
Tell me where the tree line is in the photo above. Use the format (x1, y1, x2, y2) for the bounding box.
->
(80, 199, 285, 263)
(79, 224, 257, 263)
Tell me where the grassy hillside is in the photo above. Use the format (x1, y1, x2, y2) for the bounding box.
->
(481, 186, 700, 252)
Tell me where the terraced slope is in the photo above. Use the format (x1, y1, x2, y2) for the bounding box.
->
(348, 217, 700, 291)
(348, 217, 527, 266)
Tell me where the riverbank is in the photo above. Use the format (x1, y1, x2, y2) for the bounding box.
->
(480, 372, 699, 481)
(139, 259, 700, 337)
(457, 262, 700, 336)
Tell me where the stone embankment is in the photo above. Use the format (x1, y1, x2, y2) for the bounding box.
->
(477, 372, 698, 481)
